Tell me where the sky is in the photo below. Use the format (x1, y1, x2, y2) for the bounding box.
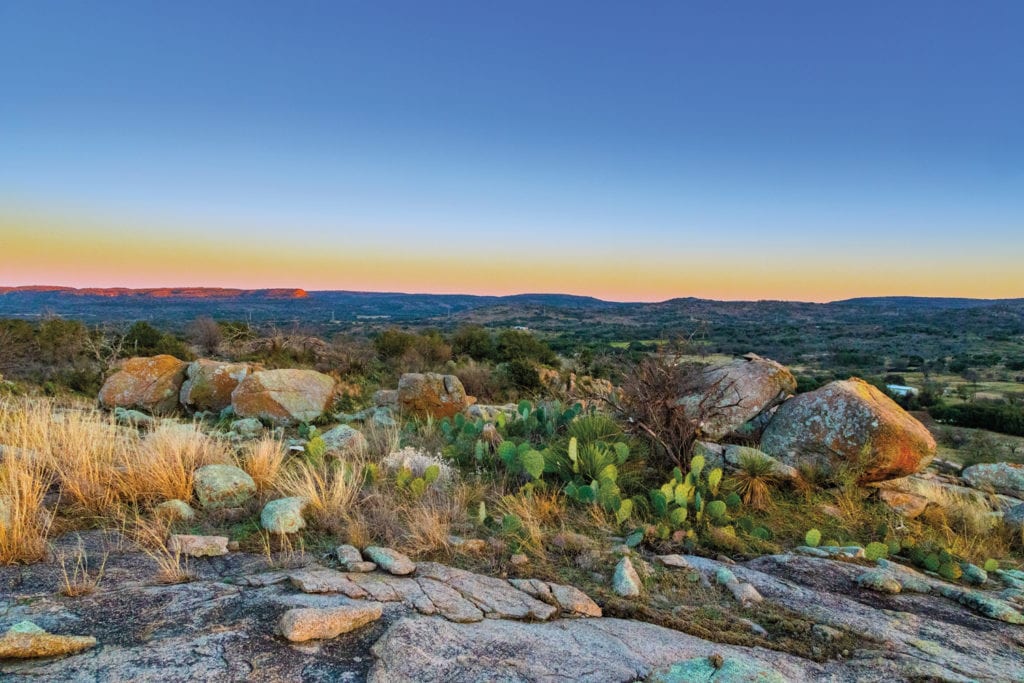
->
(1, 1, 1022, 302)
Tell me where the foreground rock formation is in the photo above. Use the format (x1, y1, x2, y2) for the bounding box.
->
(761, 378, 937, 482)
(397, 372, 473, 419)
(179, 359, 253, 412)
(3, 531, 1022, 682)
(98, 355, 188, 415)
(683, 353, 796, 441)
(231, 369, 336, 425)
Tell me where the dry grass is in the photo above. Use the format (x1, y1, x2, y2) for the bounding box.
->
(237, 436, 287, 493)
(0, 455, 51, 563)
(131, 515, 194, 584)
(57, 539, 108, 597)
(0, 398, 129, 515)
(276, 458, 364, 535)
(122, 424, 231, 504)
(496, 489, 566, 557)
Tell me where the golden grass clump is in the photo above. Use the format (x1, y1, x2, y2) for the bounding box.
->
(237, 436, 287, 493)
(276, 458, 364, 535)
(0, 398, 130, 516)
(122, 424, 231, 504)
(0, 455, 51, 564)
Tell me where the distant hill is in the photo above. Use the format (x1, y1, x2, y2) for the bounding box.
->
(1, 287, 1022, 333)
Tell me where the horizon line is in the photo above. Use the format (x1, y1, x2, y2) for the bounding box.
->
(3, 284, 1023, 307)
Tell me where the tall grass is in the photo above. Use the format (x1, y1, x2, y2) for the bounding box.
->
(122, 424, 231, 504)
(0, 455, 50, 563)
(236, 436, 287, 493)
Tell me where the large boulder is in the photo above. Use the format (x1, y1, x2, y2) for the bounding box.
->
(179, 359, 253, 412)
(397, 373, 474, 419)
(679, 354, 796, 441)
(231, 369, 336, 425)
(962, 462, 1024, 499)
(98, 355, 188, 415)
(760, 378, 936, 483)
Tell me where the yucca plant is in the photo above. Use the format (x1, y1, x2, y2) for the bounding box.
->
(731, 452, 778, 512)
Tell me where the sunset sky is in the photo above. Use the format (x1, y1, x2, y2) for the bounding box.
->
(2, 2, 1022, 302)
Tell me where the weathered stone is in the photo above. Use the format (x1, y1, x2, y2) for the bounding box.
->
(113, 407, 156, 428)
(193, 464, 256, 509)
(691, 441, 726, 469)
(364, 547, 416, 576)
(320, 424, 367, 458)
(0, 621, 96, 659)
(962, 462, 1024, 499)
(288, 568, 369, 598)
(416, 577, 484, 622)
(229, 417, 264, 438)
(167, 534, 229, 557)
(613, 556, 642, 597)
(154, 499, 196, 522)
(1004, 503, 1024, 533)
(260, 497, 307, 534)
(857, 568, 902, 594)
(679, 354, 796, 441)
(231, 369, 336, 425)
(373, 389, 398, 406)
(878, 489, 929, 519)
(179, 359, 252, 412)
(549, 583, 602, 617)
(647, 656, 787, 683)
(416, 562, 556, 620)
(98, 355, 187, 415)
(278, 603, 382, 642)
(336, 544, 364, 567)
(761, 378, 936, 483)
(657, 554, 693, 569)
(397, 373, 474, 419)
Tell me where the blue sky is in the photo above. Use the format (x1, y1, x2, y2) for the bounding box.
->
(1, 2, 1022, 299)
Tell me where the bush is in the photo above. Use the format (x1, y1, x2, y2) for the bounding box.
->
(495, 330, 557, 365)
(501, 359, 542, 393)
(930, 400, 1024, 437)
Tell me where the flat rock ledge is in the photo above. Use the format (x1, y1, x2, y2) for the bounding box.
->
(3, 532, 1024, 682)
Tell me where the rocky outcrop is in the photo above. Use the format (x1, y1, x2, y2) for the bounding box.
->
(760, 378, 936, 483)
(962, 462, 1024, 499)
(231, 369, 336, 425)
(397, 373, 473, 419)
(98, 355, 187, 415)
(179, 360, 252, 412)
(678, 354, 796, 441)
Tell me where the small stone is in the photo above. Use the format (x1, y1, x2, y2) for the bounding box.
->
(336, 544, 364, 567)
(278, 603, 383, 642)
(227, 541, 240, 551)
(510, 553, 529, 567)
(656, 554, 692, 569)
(960, 562, 988, 586)
(447, 535, 488, 553)
(548, 583, 602, 617)
(857, 569, 902, 594)
(715, 567, 738, 586)
(154, 499, 195, 522)
(168, 534, 229, 557)
(613, 557, 642, 597)
(320, 424, 368, 458)
(193, 464, 256, 509)
(230, 417, 264, 438)
(812, 624, 844, 642)
(0, 621, 97, 659)
(364, 546, 416, 576)
(260, 497, 307, 534)
(348, 561, 377, 573)
(727, 581, 763, 606)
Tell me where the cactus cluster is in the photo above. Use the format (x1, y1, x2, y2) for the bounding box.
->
(648, 453, 735, 542)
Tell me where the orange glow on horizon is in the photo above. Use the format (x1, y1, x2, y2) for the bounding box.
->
(2, 210, 1022, 303)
